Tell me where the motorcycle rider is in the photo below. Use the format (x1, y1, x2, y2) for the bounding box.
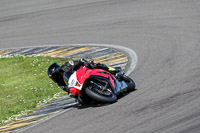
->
(47, 58, 121, 103)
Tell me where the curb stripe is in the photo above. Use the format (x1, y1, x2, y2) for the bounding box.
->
(39, 46, 69, 56)
(0, 113, 54, 132)
(0, 50, 11, 55)
(102, 57, 128, 65)
(58, 46, 95, 57)
(93, 52, 121, 61)
(50, 47, 76, 57)
(64, 47, 98, 58)
(3, 48, 28, 56)
(33, 47, 60, 55)
(73, 47, 109, 60)
(95, 53, 125, 62)
(110, 61, 127, 68)
(20, 47, 52, 55)
(14, 48, 35, 55)
(40, 46, 75, 56)
(90, 49, 118, 59)
(7, 116, 43, 126)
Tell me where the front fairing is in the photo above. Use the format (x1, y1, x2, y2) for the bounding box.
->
(64, 66, 128, 96)
(63, 71, 83, 91)
(63, 66, 92, 92)
(114, 80, 128, 95)
(76, 66, 129, 95)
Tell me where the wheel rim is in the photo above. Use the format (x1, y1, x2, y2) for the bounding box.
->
(92, 87, 114, 97)
(103, 90, 112, 96)
(85, 87, 117, 103)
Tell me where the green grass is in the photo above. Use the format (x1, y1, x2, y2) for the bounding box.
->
(0, 55, 69, 126)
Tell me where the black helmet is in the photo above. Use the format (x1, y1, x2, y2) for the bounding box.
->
(47, 63, 62, 83)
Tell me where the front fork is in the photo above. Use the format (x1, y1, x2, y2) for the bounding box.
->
(89, 81, 113, 96)
(90, 81, 108, 90)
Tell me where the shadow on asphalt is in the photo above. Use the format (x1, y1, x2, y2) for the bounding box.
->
(73, 89, 137, 109)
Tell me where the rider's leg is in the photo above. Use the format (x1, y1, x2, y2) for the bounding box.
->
(107, 66, 122, 74)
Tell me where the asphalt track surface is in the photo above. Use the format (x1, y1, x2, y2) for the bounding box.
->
(0, 0, 200, 133)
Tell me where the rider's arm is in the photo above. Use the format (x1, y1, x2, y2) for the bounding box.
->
(73, 59, 91, 71)
(57, 82, 69, 93)
(89, 60, 121, 74)
(89, 61, 109, 71)
(57, 82, 79, 99)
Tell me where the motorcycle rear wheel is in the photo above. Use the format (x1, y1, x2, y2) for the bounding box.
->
(85, 86, 117, 103)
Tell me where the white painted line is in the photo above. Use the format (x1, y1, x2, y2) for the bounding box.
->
(16, 102, 78, 133)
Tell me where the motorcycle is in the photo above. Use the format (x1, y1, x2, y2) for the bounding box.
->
(63, 66, 136, 104)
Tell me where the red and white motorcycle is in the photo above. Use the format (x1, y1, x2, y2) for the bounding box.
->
(63, 66, 135, 104)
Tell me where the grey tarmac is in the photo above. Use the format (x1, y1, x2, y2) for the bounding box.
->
(0, 0, 200, 133)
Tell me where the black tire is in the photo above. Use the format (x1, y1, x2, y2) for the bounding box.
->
(122, 75, 136, 92)
(85, 87, 117, 103)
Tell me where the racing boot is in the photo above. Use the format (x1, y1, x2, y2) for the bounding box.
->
(77, 95, 91, 106)
(108, 66, 122, 74)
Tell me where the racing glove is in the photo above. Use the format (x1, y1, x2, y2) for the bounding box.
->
(59, 85, 69, 93)
(58, 81, 69, 93)
(59, 85, 78, 99)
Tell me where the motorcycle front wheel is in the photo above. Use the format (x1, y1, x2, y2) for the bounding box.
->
(85, 86, 117, 103)
(122, 75, 136, 92)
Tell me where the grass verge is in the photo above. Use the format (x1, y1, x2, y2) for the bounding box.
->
(0, 55, 69, 126)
